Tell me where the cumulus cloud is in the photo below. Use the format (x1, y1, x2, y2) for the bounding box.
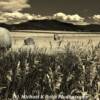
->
(0, 0, 30, 12)
(90, 15, 100, 24)
(0, 0, 53, 24)
(3, 12, 33, 20)
(0, 11, 87, 25)
(0, 11, 54, 24)
(0, 11, 50, 24)
(0, 11, 34, 24)
(53, 12, 84, 23)
(92, 15, 100, 22)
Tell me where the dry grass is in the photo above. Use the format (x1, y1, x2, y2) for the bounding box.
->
(0, 40, 100, 99)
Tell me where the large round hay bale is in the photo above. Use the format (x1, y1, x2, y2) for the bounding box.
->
(0, 27, 12, 51)
(24, 37, 35, 45)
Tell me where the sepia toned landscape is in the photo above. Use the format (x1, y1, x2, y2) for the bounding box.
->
(0, 30, 100, 99)
(11, 30, 100, 48)
(0, 0, 100, 100)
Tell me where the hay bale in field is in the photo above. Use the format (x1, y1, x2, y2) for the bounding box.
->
(20, 37, 36, 53)
(0, 27, 12, 52)
(24, 37, 35, 45)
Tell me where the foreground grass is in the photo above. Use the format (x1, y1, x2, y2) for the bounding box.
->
(0, 40, 100, 100)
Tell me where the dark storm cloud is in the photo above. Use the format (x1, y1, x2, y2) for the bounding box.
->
(24, 0, 100, 17)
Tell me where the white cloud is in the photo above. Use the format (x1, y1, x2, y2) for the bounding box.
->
(0, 11, 34, 24)
(0, 11, 87, 25)
(53, 12, 67, 21)
(92, 15, 100, 21)
(0, 11, 51, 24)
(24, 13, 33, 20)
(53, 12, 84, 23)
(90, 15, 100, 24)
(0, 0, 30, 12)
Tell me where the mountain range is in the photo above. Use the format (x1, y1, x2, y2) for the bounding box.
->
(0, 19, 100, 32)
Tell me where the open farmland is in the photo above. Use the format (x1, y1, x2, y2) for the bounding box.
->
(11, 30, 100, 49)
(0, 30, 100, 99)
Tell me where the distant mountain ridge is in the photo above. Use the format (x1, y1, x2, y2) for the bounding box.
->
(0, 19, 100, 32)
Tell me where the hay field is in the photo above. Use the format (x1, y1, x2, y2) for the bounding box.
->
(11, 30, 100, 49)
(0, 30, 100, 99)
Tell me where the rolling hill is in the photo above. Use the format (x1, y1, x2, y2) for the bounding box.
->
(0, 19, 100, 32)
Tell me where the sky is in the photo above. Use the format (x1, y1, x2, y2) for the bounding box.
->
(0, 0, 100, 24)
(24, 0, 100, 17)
